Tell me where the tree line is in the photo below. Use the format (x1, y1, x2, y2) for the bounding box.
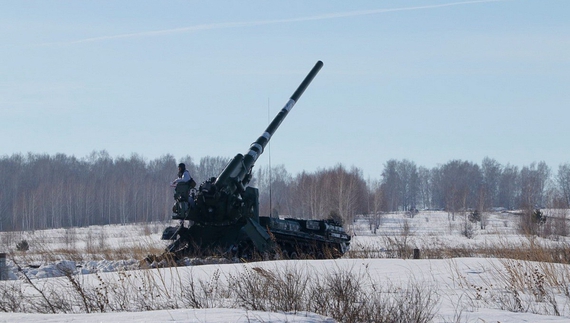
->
(0, 151, 230, 232)
(256, 157, 570, 225)
(1, 152, 569, 232)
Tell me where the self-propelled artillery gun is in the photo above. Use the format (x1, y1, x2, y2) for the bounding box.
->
(159, 61, 351, 262)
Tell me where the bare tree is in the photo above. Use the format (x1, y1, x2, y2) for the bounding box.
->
(195, 156, 231, 183)
(417, 166, 431, 210)
(396, 160, 419, 212)
(288, 165, 367, 225)
(381, 160, 401, 212)
(520, 161, 551, 209)
(368, 179, 384, 233)
(481, 157, 502, 210)
(327, 164, 367, 224)
(290, 171, 325, 220)
(256, 164, 292, 217)
(438, 160, 482, 221)
(498, 164, 519, 210)
(557, 163, 570, 208)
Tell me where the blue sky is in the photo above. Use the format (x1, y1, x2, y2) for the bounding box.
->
(1, 0, 569, 179)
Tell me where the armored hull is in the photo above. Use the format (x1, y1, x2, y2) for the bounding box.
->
(161, 213, 351, 260)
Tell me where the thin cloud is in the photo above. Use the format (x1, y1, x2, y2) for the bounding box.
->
(46, 0, 510, 45)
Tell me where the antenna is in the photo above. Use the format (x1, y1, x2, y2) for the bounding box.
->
(268, 97, 273, 218)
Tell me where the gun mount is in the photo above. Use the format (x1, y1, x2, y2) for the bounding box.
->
(157, 61, 350, 263)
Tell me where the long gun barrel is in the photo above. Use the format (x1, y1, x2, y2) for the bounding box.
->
(215, 61, 324, 192)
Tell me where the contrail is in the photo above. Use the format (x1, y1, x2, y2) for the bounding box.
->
(46, 0, 510, 45)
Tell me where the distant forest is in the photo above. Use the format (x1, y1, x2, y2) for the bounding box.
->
(1, 151, 569, 232)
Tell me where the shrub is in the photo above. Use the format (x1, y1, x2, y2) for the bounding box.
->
(461, 220, 475, 239)
(16, 240, 29, 252)
(468, 210, 481, 223)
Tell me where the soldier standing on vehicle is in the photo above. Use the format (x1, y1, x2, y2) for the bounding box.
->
(172, 163, 191, 185)
(171, 163, 195, 216)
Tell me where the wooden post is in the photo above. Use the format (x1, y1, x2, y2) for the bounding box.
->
(0, 253, 7, 280)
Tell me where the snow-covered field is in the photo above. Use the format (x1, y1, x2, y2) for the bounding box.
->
(2, 210, 570, 322)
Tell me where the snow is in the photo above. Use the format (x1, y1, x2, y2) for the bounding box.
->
(0, 308, 334, 323)
(2, 210, 570, 322)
